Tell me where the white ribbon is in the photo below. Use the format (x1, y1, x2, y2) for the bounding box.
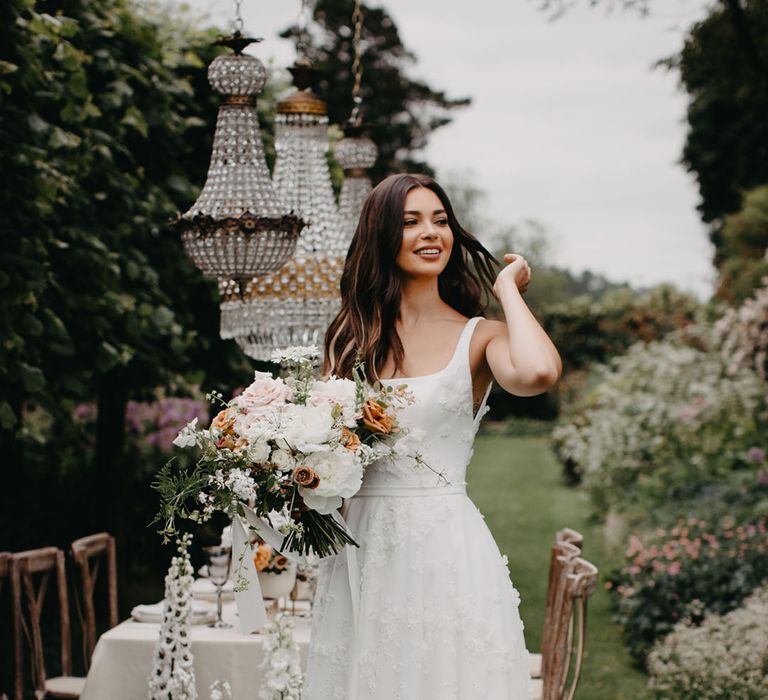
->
(230, 504, 360, 634)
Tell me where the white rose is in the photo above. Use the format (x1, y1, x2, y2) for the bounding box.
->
(298, 448, 362, 515)
(307, 376, 360, 427)
(281, 404, 336, 453)
(246, 439, 270, 464)
(270, 448, 294, 471)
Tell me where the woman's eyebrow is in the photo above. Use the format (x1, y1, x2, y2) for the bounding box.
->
(403, 209, 447, 215)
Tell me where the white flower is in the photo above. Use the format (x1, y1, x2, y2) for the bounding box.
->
(271, 345, 320, 364)
(270, 448, 294, 471)
(172, 418, 199, 448)
(281, 404, 336, 453)
(246, 439, 270, 464)
(307, 376, 360, 427)
(210, 468, 256, 502)
(298, 448, 362, 514)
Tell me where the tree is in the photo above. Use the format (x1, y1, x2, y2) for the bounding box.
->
(716, 186, 768, 304)
(280, 0, 470, 183)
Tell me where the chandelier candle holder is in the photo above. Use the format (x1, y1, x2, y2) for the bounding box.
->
(172, 33, 304, 287)
(335, 121, 378, 241)
(220, 60, 347, 360)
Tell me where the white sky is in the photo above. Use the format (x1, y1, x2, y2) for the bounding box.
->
(180, 0, 717, 299)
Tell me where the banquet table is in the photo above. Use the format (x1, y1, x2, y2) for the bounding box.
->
(80, 602, 311, 700)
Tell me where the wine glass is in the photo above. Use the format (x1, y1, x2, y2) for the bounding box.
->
(202, 544, 232, 629)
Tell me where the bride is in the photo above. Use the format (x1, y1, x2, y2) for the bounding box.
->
(303, 173, 562, 699)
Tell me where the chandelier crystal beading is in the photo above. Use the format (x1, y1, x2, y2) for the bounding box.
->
(220, 61, 346, 361)
(172, 35, 304, 285)
(335, 122, 378, 240)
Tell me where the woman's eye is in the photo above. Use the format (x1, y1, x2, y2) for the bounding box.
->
(435, 219, 448, 226)
(403, 219, 417, 226)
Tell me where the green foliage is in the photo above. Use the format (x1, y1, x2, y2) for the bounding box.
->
(715, 185, 768, 304)
(539, 284, 701, 373)
(280, 0, 470, 183)
(667, 0, 768, 226)
(607, 517, 768, 666)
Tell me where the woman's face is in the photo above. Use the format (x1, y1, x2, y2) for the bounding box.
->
(395, 187, 454, 278)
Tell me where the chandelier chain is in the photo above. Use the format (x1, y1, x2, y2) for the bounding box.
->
(233, 0, 244, 33)
(349, 0, 364, 123)
(297, 0, 311, 58)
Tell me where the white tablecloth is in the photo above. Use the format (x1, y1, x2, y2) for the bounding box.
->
(80, 603, 311, 700)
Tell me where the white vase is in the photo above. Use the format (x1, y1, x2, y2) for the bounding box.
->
(258, 564, 297, 599)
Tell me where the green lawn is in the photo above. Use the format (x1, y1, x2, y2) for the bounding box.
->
(467, 435, 651, 700)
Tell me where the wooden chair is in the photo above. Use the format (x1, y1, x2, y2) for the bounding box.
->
(531, 556, 599, 700)
(555, 528, 584, 551)
(1, 552, 11, 700)
(70, 533, 118, 667)
(11, 547, 85, 700)
(528, 539, 582, 680)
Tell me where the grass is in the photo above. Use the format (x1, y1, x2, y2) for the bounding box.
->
(467, 435, 651, 700)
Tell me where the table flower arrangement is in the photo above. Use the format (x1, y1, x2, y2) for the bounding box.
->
(152, 346, 428, 560)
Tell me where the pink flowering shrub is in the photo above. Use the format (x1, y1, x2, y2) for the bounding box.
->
(75, 395, 209, 453)
(606, 516, 768, 665)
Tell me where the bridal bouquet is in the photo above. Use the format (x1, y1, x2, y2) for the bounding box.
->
(153, 346, 418, 558)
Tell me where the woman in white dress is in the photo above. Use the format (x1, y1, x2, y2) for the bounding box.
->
(304, 173, 562, 699)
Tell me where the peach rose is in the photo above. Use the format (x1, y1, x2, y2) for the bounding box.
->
(293, 466, 320, 489)
(216, 435, 237, 451)
(362, 399, 395, 434)
(254, 543, 272, 572)
(211, 409, 235, 433)
(341, 426, 361, 451)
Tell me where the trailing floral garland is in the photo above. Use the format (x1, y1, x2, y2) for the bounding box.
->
(259, 613, 303, 700)
(148, 533, 198, 700)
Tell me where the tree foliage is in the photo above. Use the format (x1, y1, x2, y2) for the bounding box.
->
(280, 0, 470, 182)
(0, 0, 259, 544)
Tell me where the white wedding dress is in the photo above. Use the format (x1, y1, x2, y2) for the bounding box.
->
(304, 316, 533, 699)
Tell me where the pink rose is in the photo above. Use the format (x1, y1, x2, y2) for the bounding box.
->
(235, 371, 291, 415)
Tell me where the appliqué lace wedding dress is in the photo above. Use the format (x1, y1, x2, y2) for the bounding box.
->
(304, 317, 533, 699)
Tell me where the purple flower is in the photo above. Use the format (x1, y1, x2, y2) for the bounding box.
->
(755, 470, 768, 487)
(747, 447, 766, 464)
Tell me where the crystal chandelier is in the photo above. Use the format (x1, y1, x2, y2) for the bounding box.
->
(172, 33, 304, 285)
(335, 121, 378, 240)
(219, 60, 346, 360)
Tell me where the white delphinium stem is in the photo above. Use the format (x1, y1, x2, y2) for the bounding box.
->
(149, 533, 198, 700)
(209, 680, 232, 700)
(259, 612, 303, 700)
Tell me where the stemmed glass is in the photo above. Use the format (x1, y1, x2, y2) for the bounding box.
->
(202, 544, 233, 629)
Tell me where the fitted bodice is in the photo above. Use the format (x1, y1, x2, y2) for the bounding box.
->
(361, 316, 492, 490)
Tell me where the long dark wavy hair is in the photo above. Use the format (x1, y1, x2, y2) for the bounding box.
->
(323, 173, 500, 380)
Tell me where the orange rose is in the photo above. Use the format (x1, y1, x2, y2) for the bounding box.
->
(254, 543, 272, 572)
(341, 426, 361, 452)
(293, 466, 320, 489)
(362, 399, 395, 434)
(216, 435, 237, 450)
(212, 409, 235, 434)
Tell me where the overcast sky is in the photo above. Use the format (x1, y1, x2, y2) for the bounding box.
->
(180, 0, 716, 299)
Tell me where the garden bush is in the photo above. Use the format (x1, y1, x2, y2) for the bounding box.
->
(551, 334, 767, 519)
(606, 516, 768, 665)
(647, 584, 768, 699)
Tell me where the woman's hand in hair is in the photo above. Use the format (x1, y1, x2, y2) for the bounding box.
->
(493, 253, 531, 298)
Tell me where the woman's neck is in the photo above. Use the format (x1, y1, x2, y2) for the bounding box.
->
(398, 275, 448, 327)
